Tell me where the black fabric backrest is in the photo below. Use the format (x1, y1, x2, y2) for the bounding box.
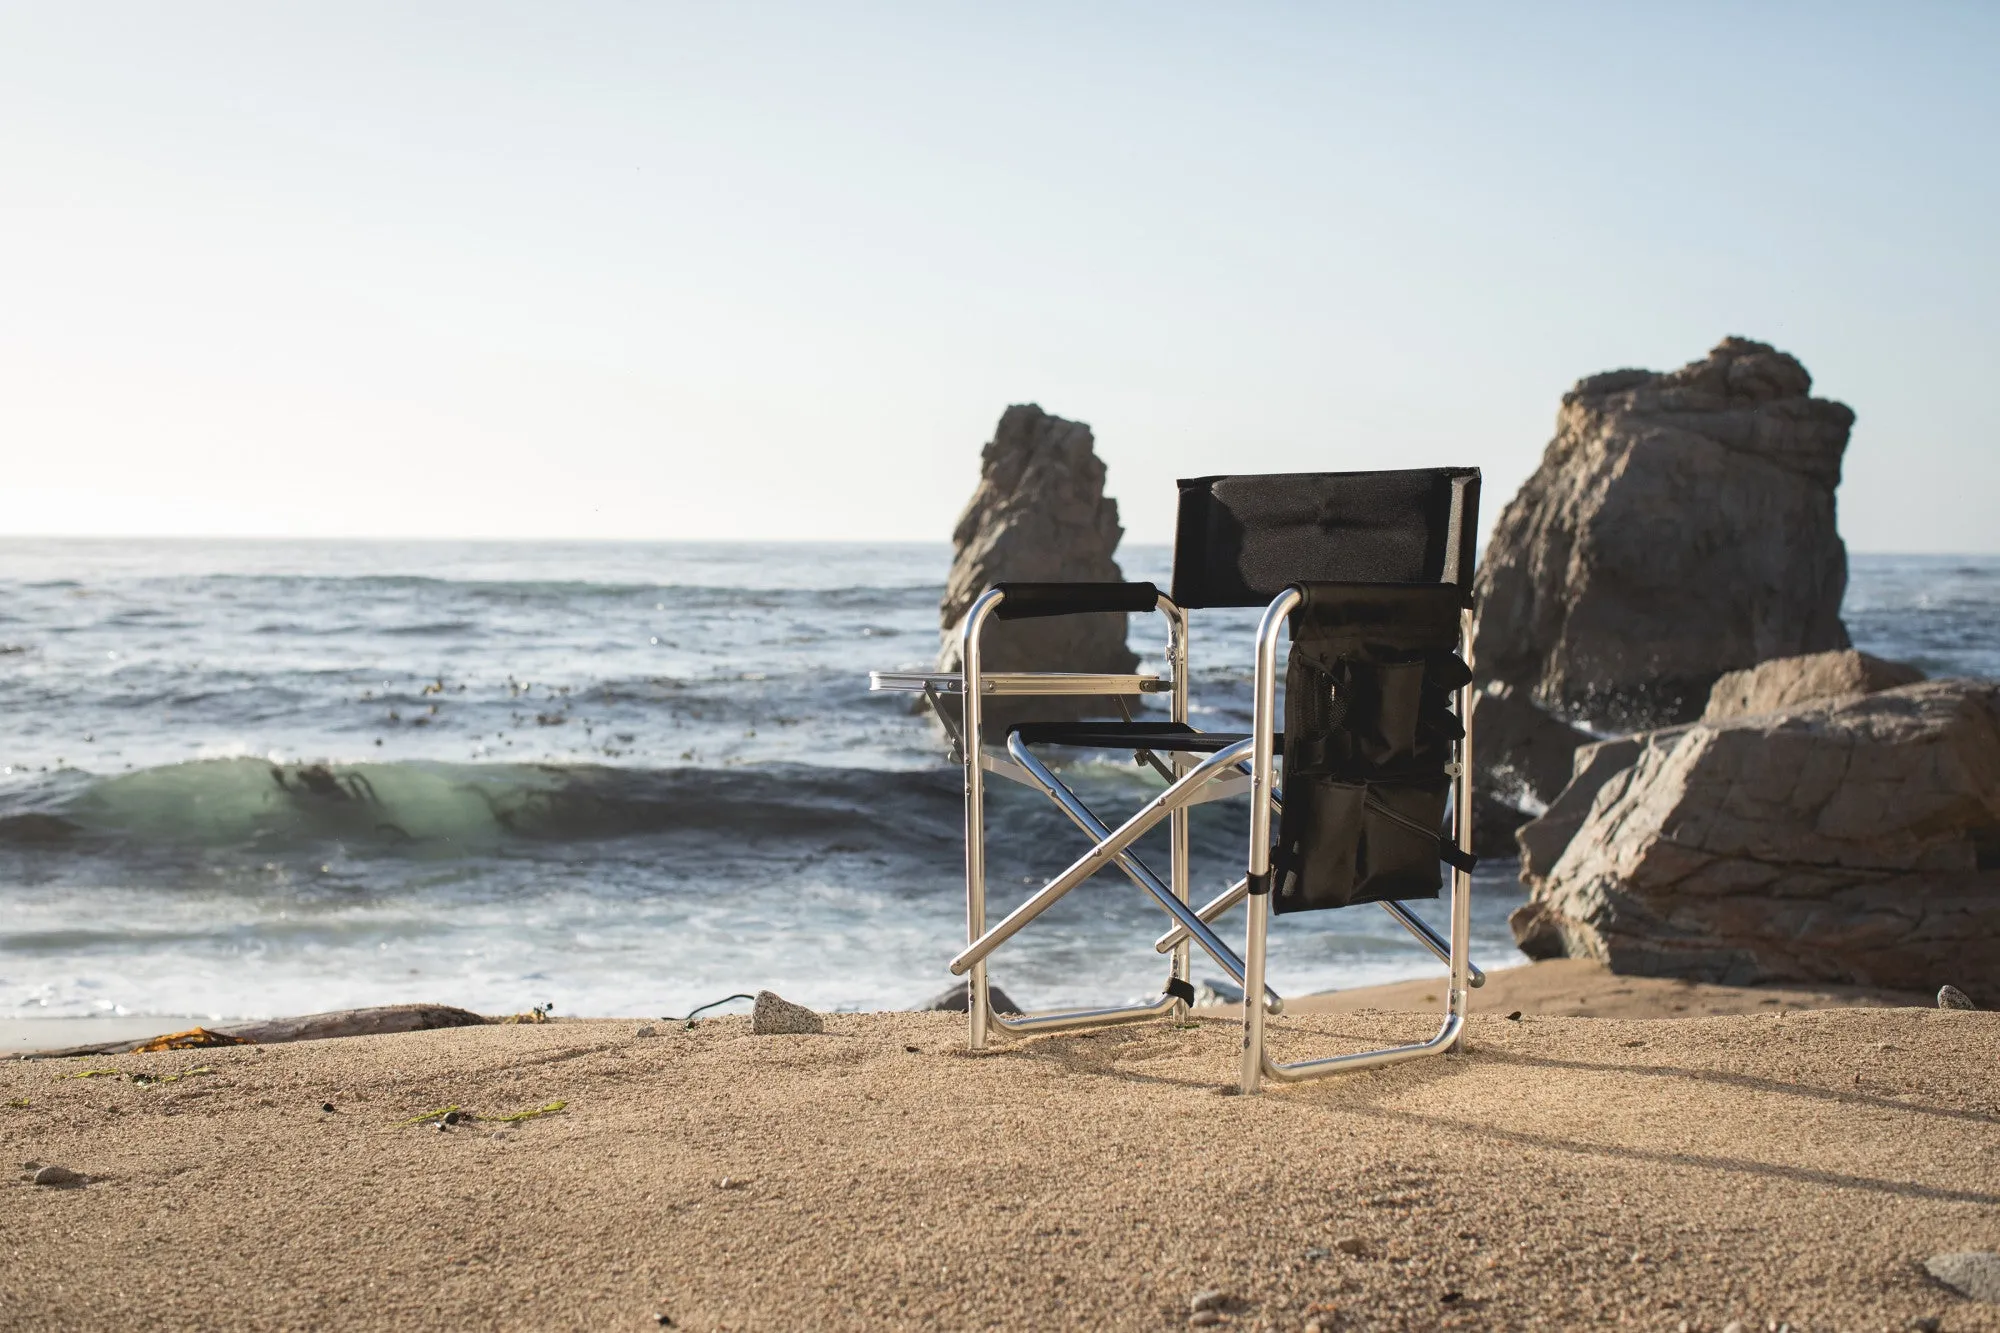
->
(1169, 468, 1481, 608)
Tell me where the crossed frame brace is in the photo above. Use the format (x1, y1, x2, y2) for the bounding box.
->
(946, 586, 1482, 1094)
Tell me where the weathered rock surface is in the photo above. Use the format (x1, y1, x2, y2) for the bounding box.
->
(750, 990, 824, 1035)
(922, 980, 1024, 1016)
(1515, 727, 1690, 889)
(937, 405, 1137, 731)
(1472, 337, 1854, 732)
(1702, 648, 1923, 723)
(1509, 680, 2000, 1001)
(1517, 650, 1928, 885)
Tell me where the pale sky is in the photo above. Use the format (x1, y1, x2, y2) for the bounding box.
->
(1, 3, 1993, 549)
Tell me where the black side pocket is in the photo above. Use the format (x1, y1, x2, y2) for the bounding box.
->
(1348, 780, 1449, 905)
(1271, 777, 1364, 915)
(1349, 657, 1425, 768)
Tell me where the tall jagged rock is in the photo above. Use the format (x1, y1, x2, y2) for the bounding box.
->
(1508, 679, 2000, 1003)
(1473, 337, 1854, 733)
(937, 405, 1137, 730)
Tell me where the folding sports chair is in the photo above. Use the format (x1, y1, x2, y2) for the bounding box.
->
(871, 468, 1483, 1093)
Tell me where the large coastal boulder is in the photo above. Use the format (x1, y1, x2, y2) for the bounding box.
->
(1701, 648, 1924, 723)
(1517, 649, 1929, 882)
(1508, 680, 2000, 1003)
(937, 405, 1137, 729)
(1472, 337, 1854, 733)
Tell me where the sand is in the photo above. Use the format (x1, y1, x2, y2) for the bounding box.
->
(1285, 957, 1932, 1021)
(4, 969, 1997, 1332)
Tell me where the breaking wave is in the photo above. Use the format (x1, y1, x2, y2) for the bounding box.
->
(0, 758, 968, 855)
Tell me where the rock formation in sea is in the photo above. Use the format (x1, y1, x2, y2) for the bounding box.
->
(1472, 336, 1855, 735)
(936, 404, 1137, 730)
(1508, 675, 1998, 1003)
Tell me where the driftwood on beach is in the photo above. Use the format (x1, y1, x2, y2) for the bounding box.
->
(12, 1003, 491, 1060)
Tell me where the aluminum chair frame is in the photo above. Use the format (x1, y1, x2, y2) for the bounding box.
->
(1235, 588, 1478, 1093)
(953, 586, 1265, 1051)
(939, 585, 1480, 1090)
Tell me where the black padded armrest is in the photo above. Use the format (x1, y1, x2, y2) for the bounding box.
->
(1291, 580, 1471, 624)
(990, 581, 1160, 620)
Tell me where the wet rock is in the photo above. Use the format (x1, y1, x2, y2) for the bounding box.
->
(1938, 986, 1977, 1011)
(32, 1164, 81, 1186)
(1469, 682, 1593, 814)
(750, 991, 823, 1035)
(936, 404, 1138, 735)
(1511, 680, 2000, 998)
(923, 981, 1024, 1015)
(1926, 1251, 2000, 1303)
(1471, 790, 1534, 859)
(1472, 337, 1854, 731)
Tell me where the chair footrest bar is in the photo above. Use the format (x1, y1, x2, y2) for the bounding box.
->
(1260, 1012, 1465, 1083)
(991, 993, 1179, 1036)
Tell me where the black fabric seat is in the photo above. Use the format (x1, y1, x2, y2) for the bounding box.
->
(1009, 720, 1285, 755)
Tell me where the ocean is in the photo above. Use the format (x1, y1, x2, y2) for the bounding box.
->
(2, 541, 1994, 1029)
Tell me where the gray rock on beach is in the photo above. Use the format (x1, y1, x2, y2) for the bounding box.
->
(1509, 678, 2000, 1001)
(1472, 337, 1854, 734)
(750, 990, 824, 1035)
(1937, 985, 1977, 1011)
(32, 1164, 82, 1187)
(1925, 1252, 2000, 1303)
(936, 404, 1137, 735)
(923, 980, 1024, 1015)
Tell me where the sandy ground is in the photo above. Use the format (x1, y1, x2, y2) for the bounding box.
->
(1284, 958, 1931, 1020)
(5, 990, 1997, 1332)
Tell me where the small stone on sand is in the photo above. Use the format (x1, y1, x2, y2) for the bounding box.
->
(1937, 985, 1977, 1011)
(1189, 1289, 1229, 1313)
(751, 991, 823, 1035)
(635, 1024, 657, 1038)
(33, 1164, 80, 1186)
(1335, 1236, 1368, 1256)
(1925, 1251, 2000, 1302)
